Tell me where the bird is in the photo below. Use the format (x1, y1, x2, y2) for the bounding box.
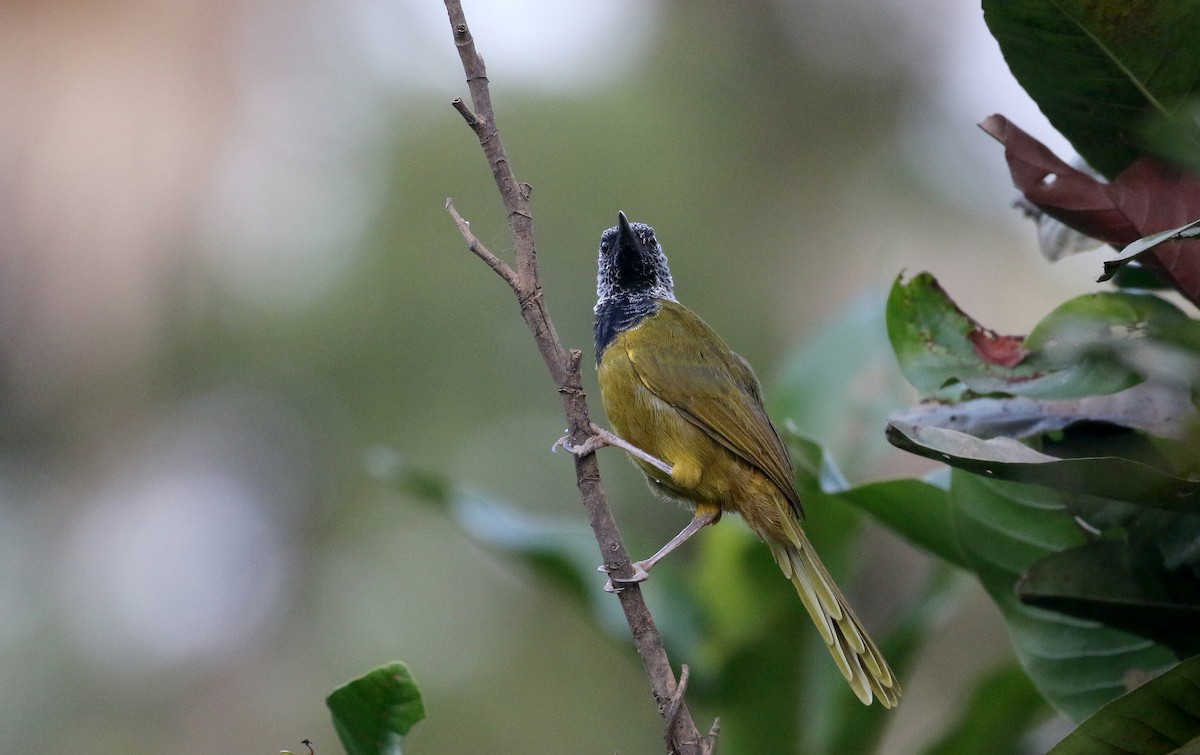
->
(586, 211, 899, 708)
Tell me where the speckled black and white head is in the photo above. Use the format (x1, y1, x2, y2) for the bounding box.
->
(594, 212, 677, 361)
(596, 212, 676, 306)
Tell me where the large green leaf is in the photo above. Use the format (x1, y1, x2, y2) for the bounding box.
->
(1021, 292, 1192, 396)
(983, 0, 1200, 177)
(1049, 654, 1200, 754)
(1145, 96, 1200, 173)
(327, 662, 426, 755)
(1018, 539, 1200, 657)
(839, 477, 964, 570)
(950, 471, 1176, 720)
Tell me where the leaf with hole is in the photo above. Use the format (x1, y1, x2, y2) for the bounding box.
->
(886, 272, 1038, 398)
(980, 115, 1200, 306)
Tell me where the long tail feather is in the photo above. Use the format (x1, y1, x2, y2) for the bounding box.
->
(765, 524, 900, 708)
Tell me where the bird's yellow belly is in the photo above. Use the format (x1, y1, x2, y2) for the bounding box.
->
(598, 343, 769, 519)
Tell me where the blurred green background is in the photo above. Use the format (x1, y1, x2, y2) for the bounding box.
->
(0, 0, 1111, 752)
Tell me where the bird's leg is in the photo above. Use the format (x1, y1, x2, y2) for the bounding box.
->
(553, 423, 673, 477)
(600, 510, 719, 593)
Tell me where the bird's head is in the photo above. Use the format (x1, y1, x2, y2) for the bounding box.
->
(596, 211, 676, 306)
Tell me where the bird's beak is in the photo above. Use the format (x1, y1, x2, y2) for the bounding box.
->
(617, 211, 636, 249)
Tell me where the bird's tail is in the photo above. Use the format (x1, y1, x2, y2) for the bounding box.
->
(763, 521, 900, 708)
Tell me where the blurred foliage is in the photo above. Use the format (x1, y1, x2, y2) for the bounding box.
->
(392, 437, 988, 755)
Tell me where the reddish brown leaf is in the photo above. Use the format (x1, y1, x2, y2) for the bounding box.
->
(980, 114, 1200, 307)
(968, 329, 1030, 368)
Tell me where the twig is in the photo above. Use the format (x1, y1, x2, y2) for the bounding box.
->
(445, 199, 518, 288)
(440, 1, 710, 753)
(663, 665, 690, 753)
(706, 719, 721, 754)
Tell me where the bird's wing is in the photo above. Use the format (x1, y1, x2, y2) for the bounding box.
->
(627, 301, 803, 517)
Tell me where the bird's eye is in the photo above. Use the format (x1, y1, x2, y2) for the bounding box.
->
(600, 241, 609, 252)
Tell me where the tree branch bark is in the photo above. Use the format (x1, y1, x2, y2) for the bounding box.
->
(440, 2, 712, 752)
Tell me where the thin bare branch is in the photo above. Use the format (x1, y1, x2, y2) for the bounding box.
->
(440, 1, 711, 752)
(443, 0, 539, 291)
(450, 97, 479, 127)
(707, 718, 721, 754)
(445, 198, 518, 288)
(663, 665, 690, 753)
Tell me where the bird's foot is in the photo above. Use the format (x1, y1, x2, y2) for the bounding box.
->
(553, 424, 673, 477)
(551, 425, 607, 457)
(597, 561, 651, 593)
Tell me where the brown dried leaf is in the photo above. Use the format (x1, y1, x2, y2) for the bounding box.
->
(981, 114, 1200, 306)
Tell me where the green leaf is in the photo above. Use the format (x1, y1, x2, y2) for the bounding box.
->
(1049, 654, 1200, 754)
(885, 275, 1181, 401)
(1019, 292, 1191, 398)
(1111, 262, 1175, 291)
(327, 662, 426, 755)
(1099, 219, 1200, 282)
(983, 0, 1200, 177)
(785, 431, 851, 495)
(925, 661, 1049, 755)
(886, 272, 1039, 398)
(887, 420, 1200, 512)
(1023, 291, 1191, 360)
(1144, 96, 1200, 173)
(839, 477, 965, 570)
(950, 471, 1176, 720)
(1018, 539, 1200, 657)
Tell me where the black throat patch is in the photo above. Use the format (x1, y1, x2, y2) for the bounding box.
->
(594, 295, 660, 363)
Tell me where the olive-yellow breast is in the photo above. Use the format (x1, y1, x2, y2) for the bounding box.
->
(593, 212, 899, 708)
